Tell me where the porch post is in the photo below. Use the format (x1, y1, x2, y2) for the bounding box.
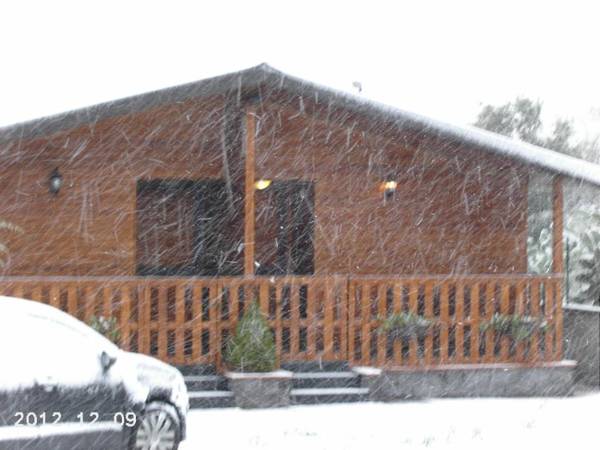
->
(243, 108, 256, 276)
(552, 176, 564, 274)
(552, 175, 564, 359)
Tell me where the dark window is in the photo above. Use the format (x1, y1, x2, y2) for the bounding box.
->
(135, 179, 242, 276)
(255, 180, 315, 275)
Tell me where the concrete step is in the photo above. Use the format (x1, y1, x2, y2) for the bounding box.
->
(184, 375, 227, 391)
(188, 390, 235, 409)
(186, 369, 369, 408)
(292, 371, 360, 389)
(291, 387, 370, 405)
(282, 361, 351, 372)
(176, 364, 217, 376)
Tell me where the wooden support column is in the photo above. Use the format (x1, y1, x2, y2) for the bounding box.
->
(552, 176, 564, 274)
(552, 175, 564, 359)
(243, 108, 256, 276)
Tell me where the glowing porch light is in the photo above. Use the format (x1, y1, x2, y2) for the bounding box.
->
(381, 181, 397, 191)
(254, 179, 272, 190)
(380, 180, 397, 202)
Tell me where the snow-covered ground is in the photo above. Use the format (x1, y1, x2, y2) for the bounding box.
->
(181, 391, 599, 449)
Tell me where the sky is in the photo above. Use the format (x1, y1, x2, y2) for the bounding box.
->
(1, 0, 599, 139)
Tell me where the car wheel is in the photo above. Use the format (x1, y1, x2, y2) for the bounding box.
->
(131, 401, 181, 450)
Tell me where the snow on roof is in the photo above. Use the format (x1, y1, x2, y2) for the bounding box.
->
(2, 63, 600, 186)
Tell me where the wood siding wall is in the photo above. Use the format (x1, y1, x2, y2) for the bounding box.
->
(0, 95, 245, 275)
(254, 94, 529, 275)
(0, 90, 528, 276)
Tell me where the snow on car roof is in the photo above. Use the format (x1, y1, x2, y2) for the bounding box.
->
(0, 295, 74, 320)
(0, 295, 116, 350)
(0, 296, 118, 390)
(1, 64, 600, 186)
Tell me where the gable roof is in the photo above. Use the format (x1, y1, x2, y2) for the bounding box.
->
(2, 63, 600, 186)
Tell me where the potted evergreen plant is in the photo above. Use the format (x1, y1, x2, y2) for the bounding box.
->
(89, 315, 121, 345)
(479, 313, 549, 342)
(378, 311, 433, 341)
(224, 301, 292, 408)
(0, 220, 22, 268)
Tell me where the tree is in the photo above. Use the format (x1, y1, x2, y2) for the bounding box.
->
(474, 97, 544, 146)
(473, 97, 600, 162)
(570, 136, 600, 162)
(575, 231, 600, 305)
(545, 119, 574, 153)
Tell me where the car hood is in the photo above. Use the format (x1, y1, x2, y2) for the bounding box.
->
(116, 351, 189, 414)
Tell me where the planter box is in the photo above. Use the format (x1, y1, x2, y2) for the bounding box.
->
(225, 370, 293, 409)
(357, 361, 576, 401)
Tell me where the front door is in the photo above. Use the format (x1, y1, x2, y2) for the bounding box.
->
(255, 180, 315, 275)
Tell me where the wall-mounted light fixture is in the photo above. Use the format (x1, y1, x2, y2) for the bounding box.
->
(380, 180, 397, 202)
(48, 168, 63, 194)
(254, 179, 272, 190)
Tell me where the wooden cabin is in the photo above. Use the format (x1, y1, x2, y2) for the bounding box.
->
(1, 64, 599, 370)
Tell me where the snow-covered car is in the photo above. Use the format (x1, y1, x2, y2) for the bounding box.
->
(0, 296, 188, 450)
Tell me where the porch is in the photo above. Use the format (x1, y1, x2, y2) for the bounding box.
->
(0, 274, 563, 371)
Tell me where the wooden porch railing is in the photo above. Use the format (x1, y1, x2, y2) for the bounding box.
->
(0, 274, 563, 368)
(347, 275, 563, 367)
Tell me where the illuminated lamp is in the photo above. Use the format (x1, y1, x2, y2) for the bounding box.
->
(49, 168, 63, 194)
(254, 179, 272, 190)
